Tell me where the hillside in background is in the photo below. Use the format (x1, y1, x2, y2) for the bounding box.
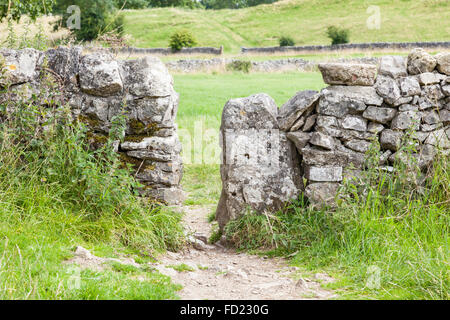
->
(123, 0, 450, 52)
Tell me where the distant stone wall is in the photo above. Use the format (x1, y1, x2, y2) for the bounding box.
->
(217, 48, 450, 229)
(242, 41, 450, 54)
(93, 46, 224, 56)
(165, 57, 378, 73)
(0, 47, 184, 205)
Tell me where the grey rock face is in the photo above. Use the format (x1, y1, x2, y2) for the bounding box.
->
(399, 76, 421, 97)
(0, 48, 41, 86)
(286, 132, 311, 152)
(278, 90, 320, 131)
(380, 129, 403, 151)
(310, 132, 335, 150)
(391, 111, 421, 130)
(417, 72, 446, 86)
(305, 166, 343, 182)
(374, 75, 402, 105)
(216, 94, 302, 230)
(362, 106, 397, 124)
(318, 63, 377, 86)
(344, 139, 372, 153)
(79, 52, 123, 97)
(407, 48, 437, 75)
(341, 115, 368, 132)
(305, 183, 340, 207)
(436, 52, 450, 75)
(378, 56, 407, 79)
(120, 56, 174, 97)
(320, 86, 383, 107)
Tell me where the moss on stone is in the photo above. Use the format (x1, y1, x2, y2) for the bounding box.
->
(128, 119, 160, 135)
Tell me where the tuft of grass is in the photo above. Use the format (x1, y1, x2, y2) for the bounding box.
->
(167, 263, 196, 272)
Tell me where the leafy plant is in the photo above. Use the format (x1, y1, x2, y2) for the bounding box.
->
(169, 30, 197, 52)
(326, 25, 350, 45)
(279, 36, 295, 47)
(226, 60, 252, 73)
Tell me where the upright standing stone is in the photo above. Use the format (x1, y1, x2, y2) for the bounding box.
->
(216, 94, 302, 230)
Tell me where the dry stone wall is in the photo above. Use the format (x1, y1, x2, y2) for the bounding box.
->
(217, 48, 450, 229)
(0, 47, 184, 205)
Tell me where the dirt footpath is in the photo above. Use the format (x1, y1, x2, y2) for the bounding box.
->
(153, 205, 336, 300)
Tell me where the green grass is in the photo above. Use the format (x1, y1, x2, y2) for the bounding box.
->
(174, 71, 325, 205)
(123, 0, 450, 53)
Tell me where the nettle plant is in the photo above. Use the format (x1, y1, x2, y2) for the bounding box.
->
(0, 56, 141, 217)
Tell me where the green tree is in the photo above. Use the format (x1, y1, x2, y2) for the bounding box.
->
(0, 0, 54, 21)
(53, 0, 120, 41)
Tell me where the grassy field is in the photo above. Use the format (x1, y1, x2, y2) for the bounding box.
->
(123, 0, 450, 53)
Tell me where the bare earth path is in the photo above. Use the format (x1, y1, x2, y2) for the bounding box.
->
(153, 205, 336, 300)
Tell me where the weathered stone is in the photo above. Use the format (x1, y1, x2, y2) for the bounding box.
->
(398, 104, 419, 112)
(368, 122, 385, 134)
(380, 129, 403, 151)
(305, 183, 340, 207)
(216, 94, 302, 230)
(340, 115, 367, 132)
(316, 115, 339, 128)
(423, 84, 445, 101)
(441, 85, 450, 96)
(439, 109, 450, 124)
(422, 110, 440, 125)
(278, 90, 320, 131)
(436, 52, 450, 75)
(379, 56, 407, 79)
(79, 52, 123, 97)
(391, 111, 421, 130)
(0, 48, 40, 86)
(302, 114, 317, 132)
(344, 139, 372, 153)
(417, 72, 446, 86)
(310, 132, 334, 150)
(305, 166, 343, 182)
(425, 128, 450, 149)
(399, 76, 421, 97)
(318, 63, 377, 86)
(379, 150, 393, 165)
(320, 86, 383, 108)
(421, 123, 443, 132)
(286, 132, 311, 152)
(362, 106, 397, 124)
(374, 75, 402, 105)
(120, 56, 174, 97)
(407, 48, 437, 75)
(290, 116, 305, 132)
(301, 147, 349, 166)
(143, 186, 186, 206)
(44, 46, 82, 88)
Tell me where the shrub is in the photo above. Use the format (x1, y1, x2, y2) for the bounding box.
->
(326, 25, 350, 45)
(279, 36, 295, 47)
(226, 60, 252, 73)
(169, 30, 197, 52)
(53, 0, 123, 42)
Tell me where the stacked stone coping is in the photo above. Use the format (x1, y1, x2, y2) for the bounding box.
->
(0, 46, 184, 205)
(217, 48, 450, 229)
